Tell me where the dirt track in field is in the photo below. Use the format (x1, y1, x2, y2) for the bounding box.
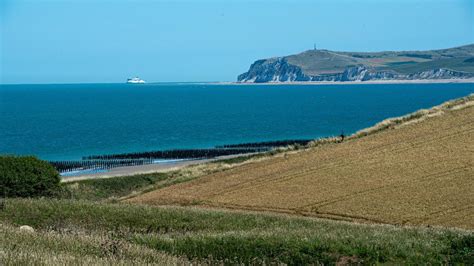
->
(129, 99, 474, 229)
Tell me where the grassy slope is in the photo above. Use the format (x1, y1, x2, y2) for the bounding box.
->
(1, 223, 188, 265)
(286, 50, 362, 74)
(59, 172, 170, 201)
(386, 57, 474, 74)
(129, 95, 474, 229)
(285, 44, 474, 76)
(1, 198, 473, 264)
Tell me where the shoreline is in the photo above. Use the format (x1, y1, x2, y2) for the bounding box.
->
(61, 153, 256, 182)
(62, 92, 474, 182)
(215, 78, 474, 86)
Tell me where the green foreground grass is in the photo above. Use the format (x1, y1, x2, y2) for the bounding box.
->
(1, 223, 189, 265)
(1, 198, 473, 264)
(59, 173, 170, 201)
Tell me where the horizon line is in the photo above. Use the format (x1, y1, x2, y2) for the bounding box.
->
(0, 81, 230, 86)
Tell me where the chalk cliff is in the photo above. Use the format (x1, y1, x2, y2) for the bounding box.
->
(238, 44, 474, 82)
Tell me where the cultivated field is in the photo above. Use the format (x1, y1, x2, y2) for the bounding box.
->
(129, 96, 474, 229)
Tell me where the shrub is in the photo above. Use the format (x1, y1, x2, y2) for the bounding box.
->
(444, 234, 474, 264)
(0, 156, 60, 197)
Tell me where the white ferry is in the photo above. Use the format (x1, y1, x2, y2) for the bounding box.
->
(126, 77, 146, 84)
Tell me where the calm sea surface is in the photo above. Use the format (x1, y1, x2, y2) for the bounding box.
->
(1, 83, 473, 160)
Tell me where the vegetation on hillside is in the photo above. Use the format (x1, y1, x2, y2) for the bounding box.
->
(287, 44, 474, 75)
(59, 173, 170, 201)
(0, 223, 189, 265)
(0, 156, 60, 197)
(1, 198, 472, 264)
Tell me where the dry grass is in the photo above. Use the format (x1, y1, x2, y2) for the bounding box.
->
(2, 198, 472, 264)
(128, 95, 474, 229)
(0, 223, 189, 265)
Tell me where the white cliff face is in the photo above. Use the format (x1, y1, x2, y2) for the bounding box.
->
(238, 60, 474, 83)
(237, 58, 312, 83)
(408, 68, 470, 79)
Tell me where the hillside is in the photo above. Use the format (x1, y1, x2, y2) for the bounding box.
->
(3, 198, 473, 264)
(129, 95, 474, 229)
(238, 44, 474, 82)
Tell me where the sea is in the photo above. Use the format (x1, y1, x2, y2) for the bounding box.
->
(1, 82, 473, 161)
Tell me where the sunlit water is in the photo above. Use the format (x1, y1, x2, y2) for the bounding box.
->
(1, 82, 472, 160)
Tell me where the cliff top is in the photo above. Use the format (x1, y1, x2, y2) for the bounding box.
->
(239, 44, 474, 81)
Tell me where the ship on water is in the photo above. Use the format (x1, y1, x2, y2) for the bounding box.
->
(126, 77, 146, 84)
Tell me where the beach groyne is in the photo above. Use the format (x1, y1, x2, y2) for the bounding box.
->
(50, 159, 153, 174)
(82, 148, 266, 160)
(50, 139, 313, 175)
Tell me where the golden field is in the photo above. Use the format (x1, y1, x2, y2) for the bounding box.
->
(129, 96, 474, 229)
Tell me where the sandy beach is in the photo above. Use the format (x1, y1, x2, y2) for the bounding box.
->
(61, 153, 254, 182)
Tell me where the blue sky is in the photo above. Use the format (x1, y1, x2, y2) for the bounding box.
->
(1, 0, 473, 84)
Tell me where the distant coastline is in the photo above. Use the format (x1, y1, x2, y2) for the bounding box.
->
(221, 78, 474, 86)
(2, 78, 473, 86)
(237, 44, 474, 84)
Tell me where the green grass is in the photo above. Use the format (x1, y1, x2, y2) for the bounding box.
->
(1, 198, 472, 264)
(287, 50, 361, 75)
(385, 60, 418, 66)
(0, 223, 190, 265)
(388, 57, 474, 74)
(214, 153, 267, 164)
(281, 44, 474, 76)
(59, 172, 170, 201)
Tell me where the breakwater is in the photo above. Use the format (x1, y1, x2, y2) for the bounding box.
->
(82, 148, 266, 160)
(50, 139, 312, 174)
(50, 159, 153, 173)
